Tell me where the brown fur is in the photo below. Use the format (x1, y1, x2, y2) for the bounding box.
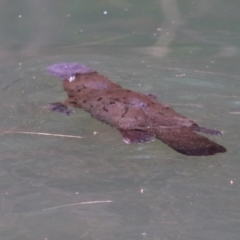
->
(53, 72, 226, 156)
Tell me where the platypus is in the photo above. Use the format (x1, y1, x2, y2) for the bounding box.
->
(47, 62, 226, 156)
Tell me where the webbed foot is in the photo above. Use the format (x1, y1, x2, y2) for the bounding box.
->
(48, 102, 73, 115)
(148, 93, 157, 100)
(119, 129, 154, 144)
(193, 126, 223, 136)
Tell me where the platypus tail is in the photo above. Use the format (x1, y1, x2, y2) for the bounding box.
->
(155, 127, 226, 156)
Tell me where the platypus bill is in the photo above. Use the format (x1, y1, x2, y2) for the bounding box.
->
(47, 62, 226, 156)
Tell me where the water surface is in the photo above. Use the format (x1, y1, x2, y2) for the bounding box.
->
(0, 1, 239, 240)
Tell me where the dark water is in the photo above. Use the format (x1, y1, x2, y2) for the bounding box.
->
(0, 1, 239, 240)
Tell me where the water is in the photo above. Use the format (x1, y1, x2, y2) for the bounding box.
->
(0, 1, 239, 240)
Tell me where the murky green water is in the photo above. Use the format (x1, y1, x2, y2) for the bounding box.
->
(0, 1, 239, 240)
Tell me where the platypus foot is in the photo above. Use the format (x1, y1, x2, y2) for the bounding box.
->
(119, 129, 154, 144)
(147, 93, 157, 100)
(48, 102, 74, 115)
(193, 126, 223, 136)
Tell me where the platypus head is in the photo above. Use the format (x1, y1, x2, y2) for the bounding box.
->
(48, 62, 121, 97)
(47, 62, 93, 80)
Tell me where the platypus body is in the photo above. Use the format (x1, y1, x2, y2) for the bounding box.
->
(47, 62, 226, 156)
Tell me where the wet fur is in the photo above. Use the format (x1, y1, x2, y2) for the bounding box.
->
(48, 67, 226, 156)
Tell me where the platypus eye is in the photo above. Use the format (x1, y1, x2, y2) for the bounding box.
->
(68, 74, 76, 82)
